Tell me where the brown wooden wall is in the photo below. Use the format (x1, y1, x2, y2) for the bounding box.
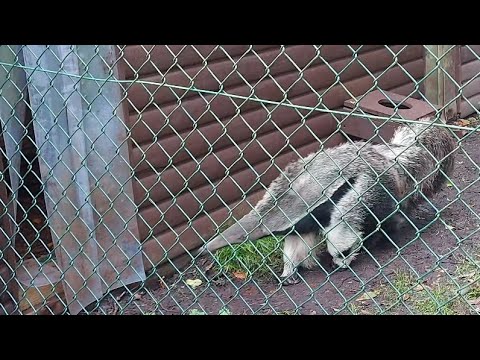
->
(461, 46, 480, 117)
(118, 45, 426, 268)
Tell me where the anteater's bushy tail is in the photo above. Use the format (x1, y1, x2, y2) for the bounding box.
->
(388, 117, 456, 208)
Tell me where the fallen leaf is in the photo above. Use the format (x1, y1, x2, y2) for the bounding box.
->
(134, 293, 142, 300)
(402, 294, 411, 301)
(233, 271, 247, 280)
(186, 279, 202, 289)
(459, 119, 471, 126)
(414, 285, 425, 292)
(459, 271, 477, 279)
(204, 262, 214, 272)
(356, 290, 380, 302)
(445, 224, 455, 231)
(447, 182, 453, 187)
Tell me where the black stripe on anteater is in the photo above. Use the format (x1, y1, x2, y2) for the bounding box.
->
(358, 178, 398, 241)
(273, 176, 357, 236)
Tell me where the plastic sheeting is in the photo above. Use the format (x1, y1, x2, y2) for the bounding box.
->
(21, 45, 145, 314)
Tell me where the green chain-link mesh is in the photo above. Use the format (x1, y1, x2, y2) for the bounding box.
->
(0, 45, 479, 315)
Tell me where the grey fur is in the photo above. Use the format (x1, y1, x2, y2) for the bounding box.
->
(194, 117, 456, 285)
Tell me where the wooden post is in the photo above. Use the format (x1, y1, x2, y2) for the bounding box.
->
(424, 45, 462, 122)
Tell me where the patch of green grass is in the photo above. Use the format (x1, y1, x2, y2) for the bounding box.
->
(391, 270, 415, 295)
(347, 303, 361, 315)
(415, 286, 455, 315)
(376, 270, 416, 314)
(381, 271, 415, 303)
(354, 250, 480, 315)
(456, 257, 480, 278)
(379, 269, 464, 315)
(453, 255, 480, 312)
(466, 287, 480, 300)
(213, 236, 284, 278)
(454, 256, 480, 286)
(376, 270, 455, 314)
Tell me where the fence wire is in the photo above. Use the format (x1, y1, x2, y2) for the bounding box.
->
(0, 45, 479, 315)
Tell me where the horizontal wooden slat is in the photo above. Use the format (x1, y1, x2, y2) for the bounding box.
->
(389, 81, 422, 99)
(462, 77, 480, 99)
(461, 45, 480, 65)
(128, 83, 305, 149)
(133, 79, 418, 210)
(121, 45, 277, 79)
(134, 110, 337, 205)
(125, 45, 315, 112)
(136, 118, 341, 239)
(140, 133, 346, 261)
(461, 59, 480, 82)
(131, 92, 337, 173)
(126, 45, 420, 115)
(460, 93, 480, 117)
(131, 57, 425, 173)
(121, 45, 384, 82)
(460, 45, 480, 117)
(128, 46, 421, 144)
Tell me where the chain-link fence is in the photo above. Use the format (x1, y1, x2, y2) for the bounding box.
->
(0, 45, 479, 315)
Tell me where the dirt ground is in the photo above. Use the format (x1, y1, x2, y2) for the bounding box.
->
(89, 126, 480, 315)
